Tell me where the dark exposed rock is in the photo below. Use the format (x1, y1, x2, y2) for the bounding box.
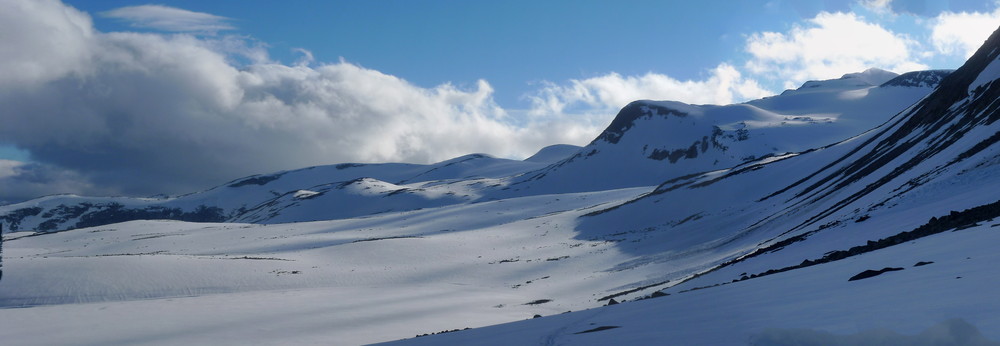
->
(880, 70, 952, 88)
(415, 327, 470, 338)
(76, 204, 225, 230)
(715, 198, 1000, 286)
(594, 101, 688, 145)
(1, 206, 43, 232)
(597, 279, 671, 302)
(524, 299, 552, 305)
(38, 203, 94, 231)
(2, 202, 228, 233)
(648, 142, 701, 163)
(351, 236, 422, 243)
(227, 173, 284, 188)
(574, 326, 621, 334)
(848, 267, 904, 281)
(335, 163, 366, 170)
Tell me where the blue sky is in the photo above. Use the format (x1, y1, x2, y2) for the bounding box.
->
(62, 0, 988, 105)
(1, 0, 999, 203)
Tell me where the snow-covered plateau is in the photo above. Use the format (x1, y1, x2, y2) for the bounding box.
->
(4, 27, 1000, 346)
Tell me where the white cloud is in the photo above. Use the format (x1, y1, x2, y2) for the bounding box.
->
(3, 0, 971, 204)
(292, 48, 315, 67)
(0, 0, 605, 202)
(745, 12, 927, 89)
(930, 9, 1000, 58)
(527, 63, 772, 117)
(0, 0, 94, 87)
(101, 4, 234, 33)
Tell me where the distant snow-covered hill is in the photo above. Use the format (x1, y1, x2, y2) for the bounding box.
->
(0, 68, 947, 232)
(3, 26, 1000, 346)
(0, 148, 575, 232)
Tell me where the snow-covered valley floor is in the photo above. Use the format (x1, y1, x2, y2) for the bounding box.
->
(1, 187, 669, 345)
(4, 187, 998, 345)
(382, 221, 1000, 345)
(5, 26, 1000, 345)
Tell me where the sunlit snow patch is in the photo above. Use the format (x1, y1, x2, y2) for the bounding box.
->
(293, 190, 320, 199)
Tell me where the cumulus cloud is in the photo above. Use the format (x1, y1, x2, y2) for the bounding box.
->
(745, 12, 927, 89)
(101, 4, 234, 33)
(0, 0, 94, 87)
(930, 8, 1000, 58)
(0, 0, 606, 202)
(527, 63, 772, 117)
(3, 0, 970, 204)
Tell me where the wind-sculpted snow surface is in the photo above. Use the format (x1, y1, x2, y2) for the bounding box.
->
(4, 27, 1000, 346)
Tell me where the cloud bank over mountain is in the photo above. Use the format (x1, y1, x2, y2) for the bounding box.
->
(0, 0, 997, 203)
(0, 0, 611, 202)
(745, 12, 927, 89)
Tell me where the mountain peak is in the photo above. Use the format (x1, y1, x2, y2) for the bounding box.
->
(840, 67, 899, 86)
(783, 68, 899, 95)
(592, 100, 691, 145)
(524, 144, 581, 163)
(879, 69, 953, 88)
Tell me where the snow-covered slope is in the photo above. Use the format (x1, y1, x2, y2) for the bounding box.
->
(523, 144, 583, 163)
(497, 68, 946, 197)
(380, 26, 1000, 345)
(382, 221, 1000, 345)
(0, 69, 943, 233)
(0, 151, 569, 232)
(0, 187, 658, 345)
(549, 25, 1000, 303)
(2, 26, 999, 346)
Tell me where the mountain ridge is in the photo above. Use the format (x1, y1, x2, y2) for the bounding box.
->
(0, 68, 951, 233)
(5, 25, 1000, 345)
(374, 26, 1000, 344)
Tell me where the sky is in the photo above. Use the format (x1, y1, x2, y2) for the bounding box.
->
(1, 0, 999, 204)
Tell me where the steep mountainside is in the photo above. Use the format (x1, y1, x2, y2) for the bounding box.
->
(495, 68, 947, 196)
(0, 69, 947, 232)
(3, 27, 999, 346)
(382, 26, 1000, 345)
(562, 25, 1000, 301)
